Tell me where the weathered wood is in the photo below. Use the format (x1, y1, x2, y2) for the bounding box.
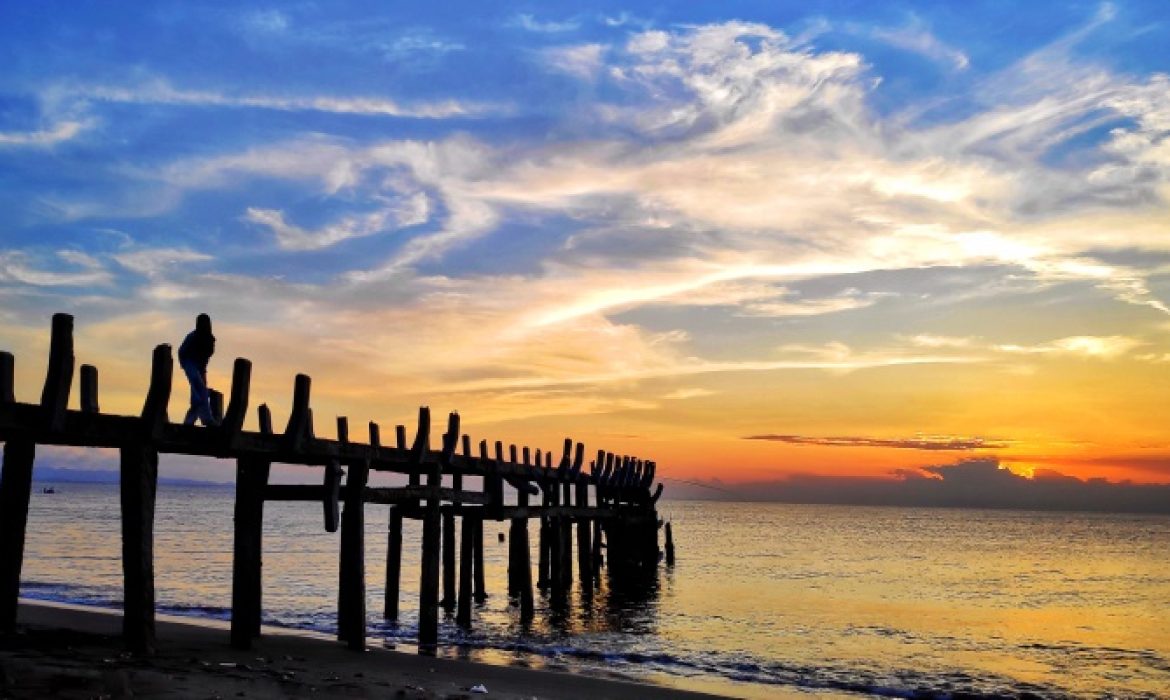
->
(283, 374, 311, 451)
(338, 457, 369, 650)
(323, 460, 343, 533)
(472, 517, 486, 603)
(258, 403, 273, 435)
(120, 442, 158, 653)
(230, 455, 270, 649)
(368, 422, 380, 447)
(384, 506, 402, 621)
(220, 359, 251, 442)
(139, 344, 172, 441)
(416, 407, 441, 649)
(40, 313, 74, 432)
(0, 352, 14, 405)
(441, 511, 456, 610)
(80, 364, 99, 413)
(456, 514, 474, 628)
(576, 480, 591, 586)
(0, 439, 35, 633)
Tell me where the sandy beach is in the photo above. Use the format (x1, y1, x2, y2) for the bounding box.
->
(2, 601, 727, 699)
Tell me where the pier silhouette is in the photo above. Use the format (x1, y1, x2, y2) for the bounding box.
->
(0, 313, 670, 654)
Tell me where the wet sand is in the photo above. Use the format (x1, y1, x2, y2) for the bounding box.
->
(3, 600, 727, 699)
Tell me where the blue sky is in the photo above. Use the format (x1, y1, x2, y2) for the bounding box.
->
(2, 1, 1169, 484)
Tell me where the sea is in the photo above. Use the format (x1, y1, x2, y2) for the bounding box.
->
(17, 483, 1170, 699)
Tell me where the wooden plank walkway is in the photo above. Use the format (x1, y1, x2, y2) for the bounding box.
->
(0, 313, 669, 654)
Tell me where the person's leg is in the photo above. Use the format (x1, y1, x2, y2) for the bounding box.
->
(181, 359, 211, 426)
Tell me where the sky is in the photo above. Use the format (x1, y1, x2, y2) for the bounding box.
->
(2, 1, 1169, 491)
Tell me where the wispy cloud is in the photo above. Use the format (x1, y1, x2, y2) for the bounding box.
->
(52, 79, 500, 119)
(511, 14, 580, 33)
(743, 434, 1008, 451)
(0, 120, 90, 147)
(246, 192, 429, 251)
(993, 335, 1143, 359)
(866, 19, 970, 70)
(0, 251, 111, 287)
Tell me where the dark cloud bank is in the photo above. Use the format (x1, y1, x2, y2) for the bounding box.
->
(668, 459, 1170, 514)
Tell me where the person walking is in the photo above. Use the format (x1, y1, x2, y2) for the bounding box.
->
(179, 313, 218, 426)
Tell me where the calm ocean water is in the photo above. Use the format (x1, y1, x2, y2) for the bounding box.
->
(17, 483, 1170, 699)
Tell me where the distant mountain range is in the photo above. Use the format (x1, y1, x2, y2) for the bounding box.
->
(32, 466, 230, 489)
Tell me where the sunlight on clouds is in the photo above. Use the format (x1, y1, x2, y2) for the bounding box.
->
(4, 8, 1170, 482)
(0, 120, 90, 147)
(994, 335, 1142, 359)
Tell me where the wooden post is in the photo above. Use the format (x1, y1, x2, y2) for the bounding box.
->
(384, 507, 402, 621)
(0, 351, 14, 405)
(516, 481, 534, 622)
(441, 511, 456, 610)
(416, 407, 440, 649)
(0, 439, 35, 634)
(220, 359, 252, 445)
(456, 514, 473, 628)
(120, 343, 170, 654)
(338, 440, 369, 650)
(120, 443, 158, 653)
(576, 479, 591, 587)
(472, 517, 486, 603)
(230, 456, 269, 649)
(80, 364, 99, 413)
(40, 313, 74, 432)
(283, 374, 311, 451)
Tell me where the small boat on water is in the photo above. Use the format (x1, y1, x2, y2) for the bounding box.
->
(41, 486, 56, 494)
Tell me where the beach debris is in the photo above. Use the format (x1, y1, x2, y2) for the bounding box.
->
(470, 683, 488, 693)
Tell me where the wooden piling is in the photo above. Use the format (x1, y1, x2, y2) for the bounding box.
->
(384, 506, 402, 621)
(230, 455, 270, 649)
(40, 313, 74, 432)
(230, 404, 272, 648)
(80, 364, 99, 413)
(338, 455, 369, 650)
(0, 438, 35, 634)
(416, 407, 441, 649)
(283, 374, 311, 451)
(665, 521, 676, 566)
(441, 511, 456, 610)
(576, 480, 591, 587)
(120, 442, 159, 654)
(456, 514, 474, 628)
(472, 517, 486, 603)
(516, 483, 535, 622)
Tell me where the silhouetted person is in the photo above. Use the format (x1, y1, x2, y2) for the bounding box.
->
(179, 313, 218, 426)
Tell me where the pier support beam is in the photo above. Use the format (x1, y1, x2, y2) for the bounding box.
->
(472, 518, 486, 604)
(456, 515, 474, 628)
(384, 506, 402, 621)
(441, 512, 456, 610)
(338, 459, 369, 650)
(0, 438, 35, 634)
(230, 456, 271, 649)
(120, 443, 158, 654)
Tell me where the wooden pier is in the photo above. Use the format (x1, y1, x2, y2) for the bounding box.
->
(0, 314, 669, 654)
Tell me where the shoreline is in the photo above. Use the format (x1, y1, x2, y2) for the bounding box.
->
(4, 600, 730, 699)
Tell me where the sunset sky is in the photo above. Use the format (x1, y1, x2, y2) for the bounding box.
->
(2, 1, 1168, 488)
